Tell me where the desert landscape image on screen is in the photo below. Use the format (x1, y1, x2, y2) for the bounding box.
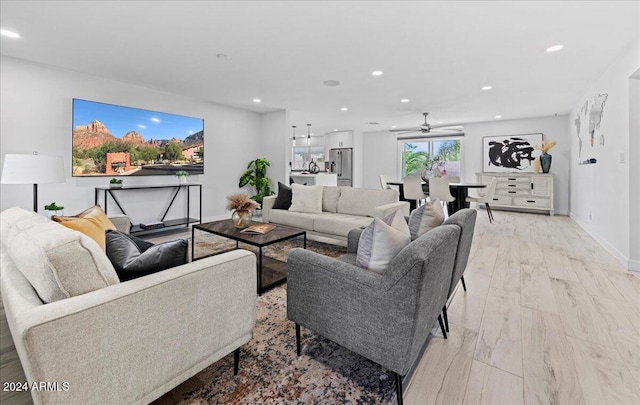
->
(72, 99, 204, 176)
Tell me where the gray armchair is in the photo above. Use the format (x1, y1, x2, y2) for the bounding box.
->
(441, 208, 477, 332)
(287, 225, 460, 405)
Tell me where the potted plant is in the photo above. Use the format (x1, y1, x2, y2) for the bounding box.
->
(44, 202, 64, 217)
(109, 178, 123, 188)
(239, 157, 275, 204)
(226, 193, 260, 229)
(176, 170, 190, 184)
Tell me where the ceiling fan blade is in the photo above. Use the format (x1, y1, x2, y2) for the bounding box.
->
(430, 124, 464, 130)
(389, 127, 422, 133)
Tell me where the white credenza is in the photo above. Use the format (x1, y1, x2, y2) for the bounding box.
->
(289, 173, 338, 186)
(476, 173, 554, 216)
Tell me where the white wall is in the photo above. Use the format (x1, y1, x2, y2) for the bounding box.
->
(362, 115, 571, 214)
(0, 56, 265, 222)
(258, 109, 288, 188)
(569, 39, 639, 269)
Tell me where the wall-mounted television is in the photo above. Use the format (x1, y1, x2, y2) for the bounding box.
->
(72, 99, 204, 176)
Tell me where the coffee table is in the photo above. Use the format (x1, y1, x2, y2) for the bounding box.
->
(191, 219, 306, 295)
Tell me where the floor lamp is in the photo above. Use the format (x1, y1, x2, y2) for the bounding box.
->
(1, 152, 66, 212)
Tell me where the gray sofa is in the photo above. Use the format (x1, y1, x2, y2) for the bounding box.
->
(262, 186, 410, 245)
(286, 224, 461, 404)
(1, 207, 257, 405)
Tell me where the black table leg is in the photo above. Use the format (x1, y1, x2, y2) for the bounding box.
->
(257, 246, 263, 295)
(191, 227, 195, 261)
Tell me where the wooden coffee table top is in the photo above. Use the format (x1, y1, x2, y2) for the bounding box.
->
(193, 219, 305, 247)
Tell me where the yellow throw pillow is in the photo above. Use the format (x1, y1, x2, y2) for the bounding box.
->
(52, 205, 116, 251)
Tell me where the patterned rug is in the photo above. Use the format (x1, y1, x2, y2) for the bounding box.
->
(154, 235, 397, 404)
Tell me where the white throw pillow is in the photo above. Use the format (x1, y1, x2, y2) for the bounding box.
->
(408, 199, 445, 240)
(356, 210, 411, 274)
(288, 184, 323, 213)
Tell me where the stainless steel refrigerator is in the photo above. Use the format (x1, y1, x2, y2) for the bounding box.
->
(329, 148, 352, 187)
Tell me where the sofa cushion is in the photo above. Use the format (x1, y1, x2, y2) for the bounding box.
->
(356, 210, 411, 274)
(1, 207, 49, 243)
(408, 199, 445, 240)
(52, 205, 116, 251)
(322, 186, 341, 213)
(289, 184, 323, 214)
(273, 182, 293, 210)
(105, 230, 187, 281)
(5, 219, 120, 303)
(268, 209, 317, 230)
(337, 187, 398, 217)
(313, 212, 373, 237)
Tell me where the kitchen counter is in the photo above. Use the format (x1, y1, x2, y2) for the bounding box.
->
(289, 172, 337, 186)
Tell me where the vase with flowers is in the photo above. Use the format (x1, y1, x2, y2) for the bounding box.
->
(176, 170, 190, 184)
(227, 193, 260, 229)
(535, 140, 557, 173)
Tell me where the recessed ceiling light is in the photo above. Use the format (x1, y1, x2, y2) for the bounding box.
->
(372, 70, 383, 76)
(391, 125, 397, 129)
(546, 44, 564, 53)
(495, 115, 502, 119)
(216, 53, 230, 60)
(482, 86, 493, 90)
(437, 121, 443, 124)
(341, 107, 348, 111)
(333, 129, 339, 131)
(0, 29, 20, 38)
(324, 80, 340, 86)
(252, 98, 261, 103)
(400, 99, 410, 103)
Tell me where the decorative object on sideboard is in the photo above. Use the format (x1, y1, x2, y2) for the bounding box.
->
(176, 170, 190, 184)
(44, 202, 64, 218)
(533, 157, 541, 174)
(0, 152, 65, 212)
(109, 177, 123, 188)
(239, 157, 275, 204)
(535, 139, 557, 173)
(227, 193, 260, 229)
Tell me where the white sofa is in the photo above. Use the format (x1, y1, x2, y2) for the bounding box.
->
(262, 186, 410, 245)
(0, 207, 257, 405)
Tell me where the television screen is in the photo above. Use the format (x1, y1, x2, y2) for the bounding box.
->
(72, 99, 204, 176)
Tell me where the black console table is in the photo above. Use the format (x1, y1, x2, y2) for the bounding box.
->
(95, 184, 202, 235)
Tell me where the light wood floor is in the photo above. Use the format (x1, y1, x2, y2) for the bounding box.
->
(2, 211, 639, 404)
(404, 210, 640, 405)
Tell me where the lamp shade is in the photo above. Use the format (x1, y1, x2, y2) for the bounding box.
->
(1, 153, 65, 184)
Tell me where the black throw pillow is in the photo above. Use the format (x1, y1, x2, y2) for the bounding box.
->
(105, 229, 188, 281)
(273, 181, 293, 210)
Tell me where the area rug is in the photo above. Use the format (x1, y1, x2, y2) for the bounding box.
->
(154, 235, 397, 404)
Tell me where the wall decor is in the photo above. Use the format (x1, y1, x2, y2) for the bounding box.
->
(72, 99, 204, 177)
(482, 133, 543, 173)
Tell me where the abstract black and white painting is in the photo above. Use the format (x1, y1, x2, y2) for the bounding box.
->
(483, 133, 543, 173)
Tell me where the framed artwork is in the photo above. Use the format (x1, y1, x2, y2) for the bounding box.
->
(483, 133, 543, 173)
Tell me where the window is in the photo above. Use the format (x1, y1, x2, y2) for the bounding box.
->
(292, 146, 325, 171)
(399, 137, 462, 178)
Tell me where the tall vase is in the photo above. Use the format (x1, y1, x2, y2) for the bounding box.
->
(231, 209, 252, 229)
(540, 153, 552, 173)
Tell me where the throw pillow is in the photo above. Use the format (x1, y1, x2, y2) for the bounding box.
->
(322, 186, 341, 213)
(288, 184, 323, 213)
(105, 230, 188, 281)
(356, 210, 411, 274)
(273, 182, 293, 210)
(408, 199, 445, 240)
(52, 205, 116, 251)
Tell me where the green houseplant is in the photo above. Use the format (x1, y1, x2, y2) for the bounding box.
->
(44, 202, 64, 217)
(239, 157, 275, 204)
(109, 177, 123, 188)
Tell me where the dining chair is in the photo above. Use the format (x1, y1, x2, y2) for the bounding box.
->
(428, 177, 456, 217)
(403, 174, 427, 209)
(447, 176, 461, 184)
(379, 174, 391, 190)
(466, 177, 497, 223)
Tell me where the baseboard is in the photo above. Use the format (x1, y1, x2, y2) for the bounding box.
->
(629, 259, 640, 272)
(569, 212, 634, 271)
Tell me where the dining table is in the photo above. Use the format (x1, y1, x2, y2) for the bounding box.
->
(387, 180, 486, 214)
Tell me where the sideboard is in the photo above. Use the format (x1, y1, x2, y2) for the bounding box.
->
(475, 173, 554, 216)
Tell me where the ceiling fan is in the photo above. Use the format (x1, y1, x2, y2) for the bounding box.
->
(389, 112, 463, 135)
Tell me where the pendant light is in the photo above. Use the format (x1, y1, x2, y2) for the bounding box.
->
(292, 125, 296, 147)
(307, 124, 311, 146)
